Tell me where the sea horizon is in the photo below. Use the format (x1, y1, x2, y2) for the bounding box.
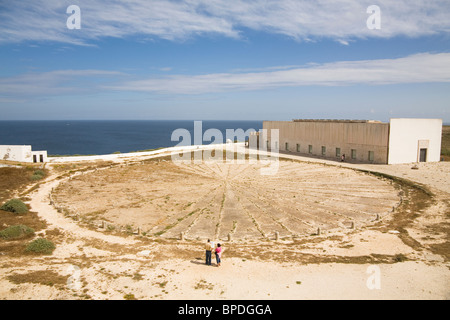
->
(0, 120, 263, 156)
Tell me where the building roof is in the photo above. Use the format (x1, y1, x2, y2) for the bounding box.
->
(291, 119, 383, 123)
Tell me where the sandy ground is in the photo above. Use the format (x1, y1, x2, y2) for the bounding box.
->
(51, 159, 399, 240)
(0, 145, 449, 300)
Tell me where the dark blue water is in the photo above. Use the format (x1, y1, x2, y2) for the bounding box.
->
(0, 120, 262, 156)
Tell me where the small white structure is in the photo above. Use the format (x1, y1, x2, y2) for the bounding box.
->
(0, 145, 48, 163)
(388, 118, 442, 164)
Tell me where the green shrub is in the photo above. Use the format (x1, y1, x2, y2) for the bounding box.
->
(25, 238, 56, 255)
(30, 174, 43, 181)
(30, 170, 45, 181)
(0, 199, 28, 214)
(0, 225, 35, 240)
(34, 170, 45, 176)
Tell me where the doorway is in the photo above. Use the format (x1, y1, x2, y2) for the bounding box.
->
(419, 148, 427, 162)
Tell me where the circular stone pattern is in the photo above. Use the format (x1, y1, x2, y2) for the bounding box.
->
(53, 159, 400, 240)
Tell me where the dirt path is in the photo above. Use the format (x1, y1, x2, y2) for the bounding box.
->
(28, 172, 138, 245)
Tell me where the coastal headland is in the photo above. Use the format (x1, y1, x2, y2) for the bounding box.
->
(0, 143, 449, 300)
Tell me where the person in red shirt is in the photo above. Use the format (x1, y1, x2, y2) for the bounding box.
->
(215, 243, 223, 267)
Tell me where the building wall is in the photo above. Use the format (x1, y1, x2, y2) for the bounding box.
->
(0, 145, 33, 162)
(31, 150, 48, 163)
(0, 145, 47, 163)
(388, 118, 442, 164)
(263, 120, 390, 164)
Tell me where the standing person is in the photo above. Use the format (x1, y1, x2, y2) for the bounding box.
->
(341, 154, 345, 162)
(205, 239, 213, 266)
(215, 243, 223, 267)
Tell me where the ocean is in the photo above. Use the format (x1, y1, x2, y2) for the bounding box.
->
(0, 120, 262, 156)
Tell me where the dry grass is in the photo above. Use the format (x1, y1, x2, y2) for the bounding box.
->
(7, 270, 68, 288)
(50, 160, 114, 174)
(0, 167, 49, 257)
(441, 125, 450, 161)
(0, 167, 46, 203)
(0, 211, 49, 257)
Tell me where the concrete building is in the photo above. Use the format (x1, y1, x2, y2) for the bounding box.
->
(0, 145, 48, 163)
(261, 118, 442, 164)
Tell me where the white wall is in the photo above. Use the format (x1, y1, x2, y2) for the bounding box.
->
(0, 145, 32, 162)
(31, 150, 48, 163)
(0, 145, 48, 163)
(388, 119, 442, 164)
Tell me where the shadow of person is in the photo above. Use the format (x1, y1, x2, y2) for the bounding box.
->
(190, 257, 209, 265)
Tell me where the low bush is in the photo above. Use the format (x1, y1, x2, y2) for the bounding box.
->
(30, 170, 45, 181)
(25, 238, 56, 255)
(1, 199, 28, 214)
(33, 170, 45, 176)
(30, 174, 43, 181)
(0, 225, 35, 240)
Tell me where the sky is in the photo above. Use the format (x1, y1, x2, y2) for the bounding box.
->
(0, 0, 450, 122)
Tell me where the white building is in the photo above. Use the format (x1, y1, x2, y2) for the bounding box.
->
(261, 118, 442, 164)
(0, 145, 48, 163)
(387, 118, 442, 164)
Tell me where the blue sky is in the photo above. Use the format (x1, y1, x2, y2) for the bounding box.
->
(1, 0, 450, 122)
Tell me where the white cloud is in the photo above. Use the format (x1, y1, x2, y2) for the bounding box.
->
(0, 69, 124, 96)
(1, 0, 450, 45)
(1, 53, 449, 98)
(107, 53, 450, 94)
(0, 0, 236, 45)
(337, 40, 350, 46)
